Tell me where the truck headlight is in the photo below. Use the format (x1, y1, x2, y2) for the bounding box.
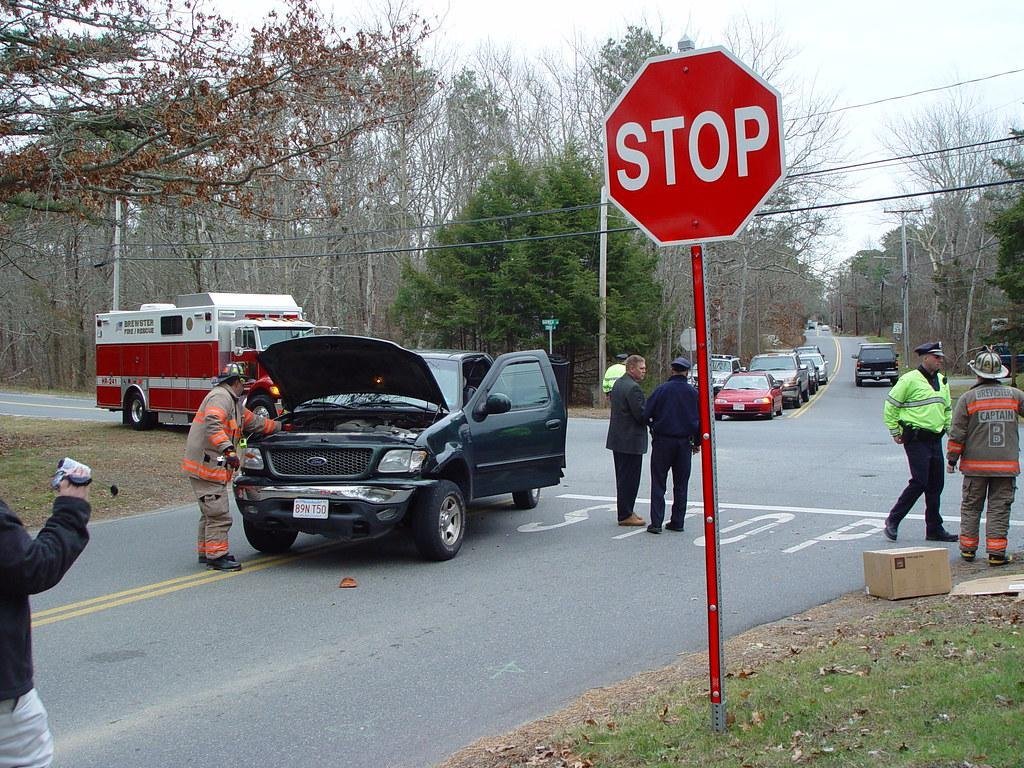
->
(242, 448, 265, 471)
(378, 449, 427, 474)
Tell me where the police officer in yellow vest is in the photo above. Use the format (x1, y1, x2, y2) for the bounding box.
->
(881, 341, 958, 542)
(602, 354, 628, 395)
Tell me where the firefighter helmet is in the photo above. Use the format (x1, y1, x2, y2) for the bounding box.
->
(216, 362, 249, 384)
(967, 348, 1008, 380)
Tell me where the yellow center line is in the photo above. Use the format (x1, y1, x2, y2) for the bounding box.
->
(789, 335, 843, 420)
(32, 542, 339, 627)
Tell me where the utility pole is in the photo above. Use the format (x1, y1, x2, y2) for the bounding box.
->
(112, 197, 122, 311)
(885, 208, 922, 367)
(598, 186, 608, 402)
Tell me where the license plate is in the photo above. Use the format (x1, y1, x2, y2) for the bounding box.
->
(293, 499, 328, 519)
(732, 404, 745, 411)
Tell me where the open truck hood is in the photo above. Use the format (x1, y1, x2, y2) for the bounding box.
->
(258, 335, 448, 413)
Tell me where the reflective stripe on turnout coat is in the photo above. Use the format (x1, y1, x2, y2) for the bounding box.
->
(946, 383, 1024, 476)
(181, 384, 277, 485)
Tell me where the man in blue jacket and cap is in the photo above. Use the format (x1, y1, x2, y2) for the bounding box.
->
(642, 357, 701, 534)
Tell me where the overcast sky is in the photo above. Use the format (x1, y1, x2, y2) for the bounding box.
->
(412, 0, 1023, 257)
(230, 0, 1024, 260)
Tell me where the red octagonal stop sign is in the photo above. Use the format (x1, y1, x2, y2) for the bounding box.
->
(604, 47, 786, 246)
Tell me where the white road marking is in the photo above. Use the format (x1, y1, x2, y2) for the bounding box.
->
(783, 518, 885, 553)
(694, 513, 794, 546)
(554, 494, 1022, 528)
(0, 399, 100, 411)
(518, 505, 605, 532)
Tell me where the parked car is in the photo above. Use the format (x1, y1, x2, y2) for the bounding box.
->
(233, 335, 567, 561)
(818, 324, 831, 332)
(795, 347, 829, 385)
(779, 349, 818, 395)
(709, 354, 742, 392)
(748, 352, 809, 407)
(852, 343, 899, 386)
(714, 372, 784, 420)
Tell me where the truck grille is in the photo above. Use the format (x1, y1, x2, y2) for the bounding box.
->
(267, 447, 373, 478)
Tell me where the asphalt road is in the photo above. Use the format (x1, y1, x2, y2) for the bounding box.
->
(0, 390, 121, 422)
(12, 333, 1020, 767)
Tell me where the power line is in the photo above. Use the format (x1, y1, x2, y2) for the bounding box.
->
(788, 137, 1022, 180)
(83, 136, 1020, 258)
(803, 68, 1024, 119)
(95, 178, 1024, 264)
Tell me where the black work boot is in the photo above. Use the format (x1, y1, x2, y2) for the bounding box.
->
(206, 553, 242, 571)
(988, 552, 1012, 567)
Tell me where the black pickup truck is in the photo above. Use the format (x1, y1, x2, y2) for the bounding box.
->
(233, 335, 567, 561)
(993, 343, 1024, 370)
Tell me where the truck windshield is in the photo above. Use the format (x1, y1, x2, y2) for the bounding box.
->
(423, 358, 460, 409)
(257, 327, 315, 348)
(750, 357, 794, 371)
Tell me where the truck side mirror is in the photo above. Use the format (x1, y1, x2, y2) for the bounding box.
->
(473, 393, 512, 420)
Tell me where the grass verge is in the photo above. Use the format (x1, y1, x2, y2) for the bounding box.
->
(440, 583, 1024, 768)
(568, 598, 1023, 767)
(0, 416, 192, 527)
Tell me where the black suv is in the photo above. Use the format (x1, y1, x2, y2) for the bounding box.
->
(852, 343, 899, 386)
(233, 335, 567, 561)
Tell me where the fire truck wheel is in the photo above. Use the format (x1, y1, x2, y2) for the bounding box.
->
(243, 520, 297, 554)
(125, 392, 157, 431)
(247, 395, 277, 420)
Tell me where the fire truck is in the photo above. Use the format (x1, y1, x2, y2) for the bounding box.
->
(96, 293, 315, 429)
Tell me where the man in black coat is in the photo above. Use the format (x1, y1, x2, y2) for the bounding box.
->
(1, 464, 91, 768)
(642, 357, 701, 534)
(605, 354, 648, 526)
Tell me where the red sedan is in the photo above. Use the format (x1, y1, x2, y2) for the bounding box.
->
(713, 372, 784, 420)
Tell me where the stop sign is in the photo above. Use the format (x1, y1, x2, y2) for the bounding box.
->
(604, 47, 785, 246)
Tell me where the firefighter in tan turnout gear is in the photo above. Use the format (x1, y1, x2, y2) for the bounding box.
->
(946, 347, 1024, 566)
(182, 363, 281, 571)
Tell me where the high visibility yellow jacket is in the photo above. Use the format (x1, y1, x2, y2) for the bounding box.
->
(602, 363, 625, 394)
(883, 368, 951, 436)
(181, 384, 278, 485)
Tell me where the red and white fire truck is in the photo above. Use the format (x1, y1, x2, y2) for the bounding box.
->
(96, 293, 315, 429)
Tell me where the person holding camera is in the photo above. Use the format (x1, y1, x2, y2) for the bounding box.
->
(881, 341, 957, 543)
(182, 363, 281, 571)
(1, 461, 92, 768)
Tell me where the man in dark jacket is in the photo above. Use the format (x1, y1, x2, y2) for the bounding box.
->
(605, 354, 648, 526)
(642, 357, 701, 534)
(1, 463, 91, 768)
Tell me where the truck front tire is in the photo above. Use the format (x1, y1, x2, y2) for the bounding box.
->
(243, 520, 297, 554)
(412, 480, 465, 561)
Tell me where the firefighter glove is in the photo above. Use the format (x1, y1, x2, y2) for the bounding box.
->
(222, 449, 240, 470)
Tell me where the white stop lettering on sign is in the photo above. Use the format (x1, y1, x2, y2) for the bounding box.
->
(615, 106, 771, 191)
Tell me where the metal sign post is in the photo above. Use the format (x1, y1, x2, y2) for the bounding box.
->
(603, 44, 786, 734)
(541, 318, 559, 354)
(691, 243, 725, 732)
